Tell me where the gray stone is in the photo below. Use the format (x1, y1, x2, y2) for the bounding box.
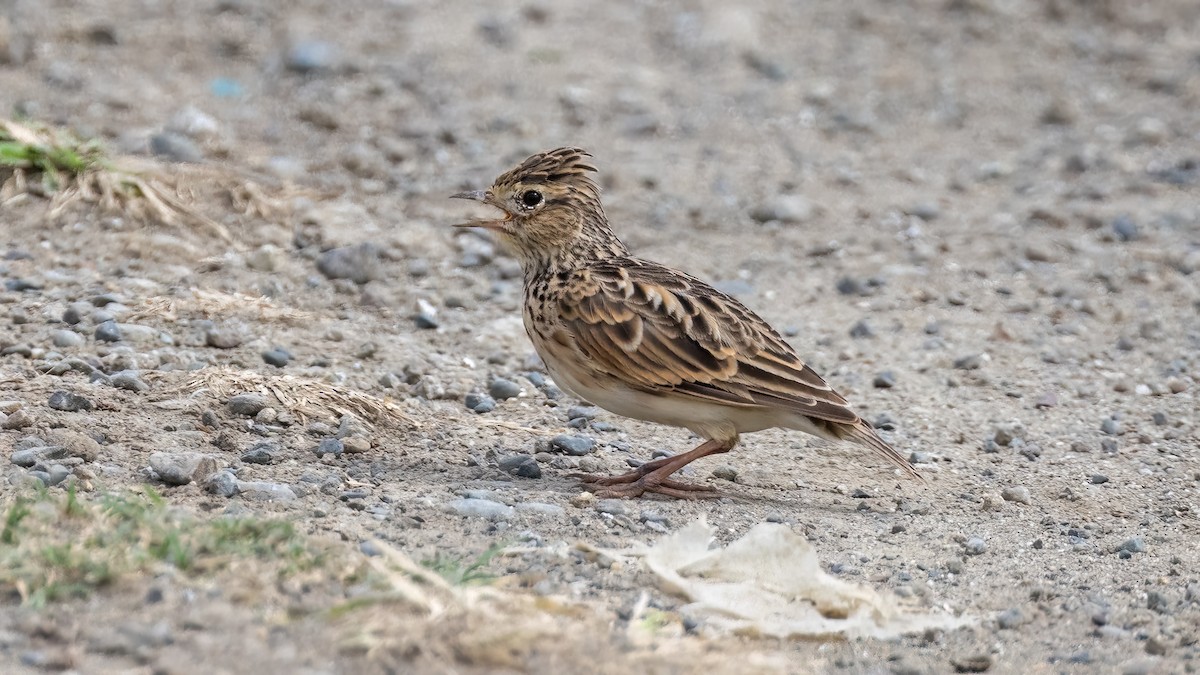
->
(286, 40, 337, 73)
(996, 608, 1023, 629)
(227, 393, 268, 416)
(448, 497, 514, 520)
(1001, 486, 1032, 505)
(150, 131, 203, 162)
(1118, 537, 1145, 554)
(316, 244, 381, 285)
(751, 194, 814, 223)
(315, 438, 343, 457)
(109, 370, 149, 393)
(488, 378, 522, 400)
(963, 537, 988, 556)
(1101, 418, 1123, 435)
(262, 348, 291, 367)
(94, 321, 122, 342)
(236, 480, 297, 501)
(595, 499, 627, 516)
(873, 371, 896, 388)
(499, 454, 542, 478)
(205, 327, 243, 349)
(567, 406, 600, 421)
(549, 434, 595, 456)
(1090, 473, 1109, 485)
(48, 390, 93, 412)
(241, 442, 278, 464)
(204, 470, 240, 497)
(464, 392, 496, 413)
(1, 408, 32, 429)
(954, 354, 984, 370)
(1112, 215, 1139, 242)
(11, 446, 67, 467)
(849, 320, 874, 339)
(51, 329, 85, 348)
(711, 465, 738, 482)
(150, 451, 218, 485)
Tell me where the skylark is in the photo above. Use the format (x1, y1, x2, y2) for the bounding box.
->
(452, 147, 921, 499)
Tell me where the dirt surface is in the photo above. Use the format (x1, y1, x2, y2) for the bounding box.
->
(2, 0, 1199, 673)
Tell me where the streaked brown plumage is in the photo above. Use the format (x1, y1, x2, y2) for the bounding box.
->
(452, 147, 921, 498)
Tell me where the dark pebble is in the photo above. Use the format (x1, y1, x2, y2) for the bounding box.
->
(48, 391, 93, 412)
(315, 438, 344, 457)
(849, 319, 874, 339)
(261, 348, 292, 367)
(205, 328, 243, 349)
(488, 378, 521, 400)
(550, 434, 595, 456)
(873, 371, 896, 388)
(1112, 215, 1139, 242)
(1090, 474, 1109, 484)
(94, 321, 122, 342)
(954, 354, 983, 370)
(1100, 418, 1123, 435)
(1119, 537, 1145, 554)
(205, 470, 240, 497)
(227, 393, 267, 416)
(241, 442, 278, 464)
(339, 489, 369, 501)
(464, 392, 496, 413)
(499, 454, 542, 478)
(836, 277, 864, 296)
(1151, 412, 1168, 426)
(316, 243, 381, 285)
(150, 131, 203, 162)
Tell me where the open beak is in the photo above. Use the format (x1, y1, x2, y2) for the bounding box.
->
(449, 190, 511, 232)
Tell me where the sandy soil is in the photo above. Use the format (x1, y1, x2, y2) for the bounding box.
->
(1, 0, 1199, 673)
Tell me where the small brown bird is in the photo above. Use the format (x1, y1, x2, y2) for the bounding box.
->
(452, 147, 920, 498)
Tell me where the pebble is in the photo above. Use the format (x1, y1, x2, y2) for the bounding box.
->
(996, 608, 1023, 629)
(315, 438, 344, 457)
(205, 327, 243, 349)
(150, 451, 218, 485)
(316, 244, 381, 285)
(499, 454, 542, 478)
(1118, 537, 1145, 554)
(109, 370, 149, 393)
(286, 40, 337, 73)
(2, 408, 32, 429)
(204, 470, 240, 497)
(711, 466, 738, 482)
(236, 480, 297, 501)
(1090, 474, 1109, 485)
(751, 194, 814, 223)
(1001, 486, 1032, 505)
(261, 348, 292, 367)
(448, 497, 514, 520)
(11, 445, 67, 467)
(954, 354, 983, 370)
(849, 320, 874, 339)
(1112, 215, 1140, 242)
(1100, 418, 1122, 435)
(51, 329, 85, 348)
(595, 499, 627, 516)
(150, 131, 203, 162)
(963, 537, 987, 556)
(48, 390, 93, 412)
(464, 392, 496, 413)
(227, 393, 268, 416)
(567, 406, 599, 421)
(488, 378, 522, 400)
(62, 303, 90, 325)
(549, 434, 595, 456)
(241, 442, 278, 464)
(47, 429, 100, 460)
(413, 298, 439, 329)
(94, 321, 122, 342)
(341, 436, 370, 453)
(873, 371, 896, 388)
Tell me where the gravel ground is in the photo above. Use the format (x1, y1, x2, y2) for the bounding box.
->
(1, 1, 1198, 673)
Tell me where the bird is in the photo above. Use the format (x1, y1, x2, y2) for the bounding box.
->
(451, 147, 921, 499)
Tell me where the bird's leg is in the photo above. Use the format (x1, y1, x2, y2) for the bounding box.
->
(572, 438, 734, 499)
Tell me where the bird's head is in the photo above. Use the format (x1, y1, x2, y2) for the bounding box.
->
(451, 147, 624, 269)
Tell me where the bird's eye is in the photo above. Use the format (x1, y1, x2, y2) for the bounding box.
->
(520, 190, 543, 208)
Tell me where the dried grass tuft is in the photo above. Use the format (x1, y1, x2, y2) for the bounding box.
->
(129, 287, 311, 325)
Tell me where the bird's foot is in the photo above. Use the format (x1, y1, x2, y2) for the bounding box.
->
(574, 473, 722, 499)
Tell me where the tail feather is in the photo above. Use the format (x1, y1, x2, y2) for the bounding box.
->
(844, 422, 923, 481)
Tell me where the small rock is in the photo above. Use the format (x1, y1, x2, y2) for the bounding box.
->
(316, 243, 381, 285)
(341, 436, 370, 453)
(954, 354, 983, 370)
(996, 608, 1023, 629)
(711, 466, 738, 482)
(204, 470, 240, 497)
(205, 327, 243, 349)
(150, 131, 203, 162)
(1118, 537, 1145, 554)
(1001, 486, 1031, 505)
(236, 481, 297, 501)
(1144, 637, 1168, 656)
(48, 391, 93, 412)
(46, 429, 100, 461)
(549, 434, 595, 456)
(488, 377, 522, 400)
(567, 406, 600, 421)
(413, 298, 439, 329)
(1090, 473, 1109, 485)
(1112, 215, 1139, 242)
(751, 194, 814, 223)
(963, 537, 987, 556)
(951, 654, 993, 673)
(464, 392, 496, 413)
(150, 451, 218, 486)
(449, 497, 514, 520)
(1146, 591, 1170, 614)
(51, 330, 85, 348)
(873, 371, 896, 388)
(94, 321, 122, 342)
(1, 408, 32, 429)
(285, 40, 337, 73)
(227, 393, 268, 416)
(10, 446, 67, 467)
(261, 348, 291, 368)
(241, 442, 278, 464)
(849, 319, 874, 339)
(595, 499, 627, 516)
(1034, 392, 1057, 408)
(315, 438, 344, 457)
(109, 370, 149, 393)
(499, 454, 542, 478)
